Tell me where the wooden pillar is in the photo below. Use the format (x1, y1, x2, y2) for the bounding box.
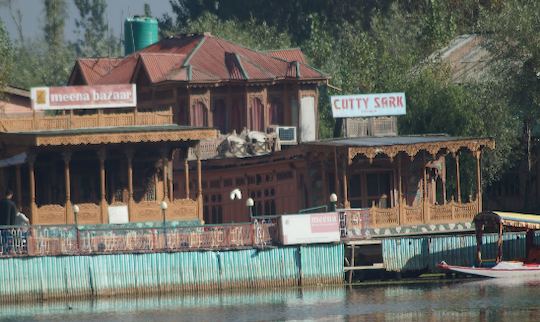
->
(442, 154, 447, 204)
(196, 151, 203, 223)
(168, 153, 174, 201)
(342, 157, 350, 208)
(126, 149, 134, 220)
(184, 152, 190, 199)
(62, 152, 72, 224)
(161, 148, 168, 201)
(496, 222, 503, 263)
(15, 165, 22, 209)
(98, 148, 107, 224)
(475, 149, 482, 212)
(455, 152, 461, 203)
(28, 153, 36, 224)
(397, 154, 403, 225)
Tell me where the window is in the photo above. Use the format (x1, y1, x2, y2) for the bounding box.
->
(191, 101, 208, 127)
(269, 97, 284, 125)
(250, 97, 264, 132)
(212, 98, 227, 133)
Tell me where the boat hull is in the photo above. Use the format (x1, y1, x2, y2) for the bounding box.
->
(438, 261, 540, 278)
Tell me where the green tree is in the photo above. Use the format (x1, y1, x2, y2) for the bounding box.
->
(479, 0, 540, 207)
(0, 20, 13, 96)
(74, 0, 120, 57)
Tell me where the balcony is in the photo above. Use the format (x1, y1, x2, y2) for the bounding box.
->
(0, 107, 174, 133)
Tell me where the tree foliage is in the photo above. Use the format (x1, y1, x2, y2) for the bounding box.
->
(74, 0, 120, 57)
(0, 20, 13, 96)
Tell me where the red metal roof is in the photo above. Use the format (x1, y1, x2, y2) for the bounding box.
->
(70, 33, 326, 86)
(77, 58, 123, 84)
(266, 48, 307, 64)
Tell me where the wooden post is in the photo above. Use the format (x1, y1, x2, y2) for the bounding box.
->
(496, 222, 503, 263)
(161, 148, 168, 201)
(184, 152, 190, 199)
(62, 152, 72, 224)
(455, 152, 461, 203)
(98, 148, 107, 224)
(168, 152, 174, 201)
(15, 165, 22, 209)
(397, 154, 403, 225)
(126, 149, 134, 221)
(348, 244, 355, 284)
(342, 157, 350, 208)
(28, 153, 36, 224)
(196, 150, 203, 223)
(475, 149, 482, 212)
(442, 154, 447, 205)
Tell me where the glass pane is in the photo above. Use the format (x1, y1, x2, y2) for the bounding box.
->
(366, 173, 379, 196)
(350, 174, 362, 198)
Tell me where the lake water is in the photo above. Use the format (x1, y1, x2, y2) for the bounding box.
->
(2, 279, 540, 321)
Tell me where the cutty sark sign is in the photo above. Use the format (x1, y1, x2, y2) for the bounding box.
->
(330, 92, 406, 118)
(31, 84, 137, 110)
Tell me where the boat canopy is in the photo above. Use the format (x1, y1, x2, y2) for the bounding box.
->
(474, 211, 540, 230)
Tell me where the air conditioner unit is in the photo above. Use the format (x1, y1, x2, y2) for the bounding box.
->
(269, 126, 297, 145)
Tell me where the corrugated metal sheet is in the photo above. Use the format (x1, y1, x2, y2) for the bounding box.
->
(300, 244, 344, 285)
(0, 244, 343, 302)
(75, 34, 326, 86)
(383, 232, 537, 272)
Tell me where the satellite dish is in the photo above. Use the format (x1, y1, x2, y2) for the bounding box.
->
(230, 188, 242, 200)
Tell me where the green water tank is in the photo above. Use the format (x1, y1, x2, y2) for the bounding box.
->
(124, 16, 158, 55)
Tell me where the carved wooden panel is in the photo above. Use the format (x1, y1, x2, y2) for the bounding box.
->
(35, 204, 65, 225)
(76, 203, 101, 225)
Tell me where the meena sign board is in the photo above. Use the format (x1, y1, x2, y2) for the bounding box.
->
(31, 84, 137, 110)
(279, 212, 340, 245)
(330, 92, 406, 118)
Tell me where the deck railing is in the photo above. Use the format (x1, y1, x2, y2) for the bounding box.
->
(0, 221, 276, 257)
(0, 108, 173, 132)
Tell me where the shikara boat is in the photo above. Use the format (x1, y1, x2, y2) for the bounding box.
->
(438, 211, 540, 278)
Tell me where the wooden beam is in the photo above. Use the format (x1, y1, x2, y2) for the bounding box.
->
(475, 149, 482, 212)
(126, 149, 134, 220)
(342, 157, 350, 208)
(62, 152, 72, 224)
(98, 148, 107, 224)
(397, 154, 403, 225)
(28, 153, 36, 224)
(184, 153, 190, 199)
(456, 152, 461, 203)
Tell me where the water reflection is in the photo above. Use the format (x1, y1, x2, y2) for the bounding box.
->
(2, 280, 540, 321)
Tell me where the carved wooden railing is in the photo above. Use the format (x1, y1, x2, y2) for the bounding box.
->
(76, 203, 101, 224)
(370, 206, 399, 227)
(33, 204, 66, 225)
(403, 205, 423, 225)
(0, 108, 173, 132)
(368, 201, 479, 228)
(130, 199, 199, 223)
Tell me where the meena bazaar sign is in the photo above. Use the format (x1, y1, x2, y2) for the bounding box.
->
(330, 92, 406, 118)
(31, 84, 137, 110)
(279, 212, 341, 245)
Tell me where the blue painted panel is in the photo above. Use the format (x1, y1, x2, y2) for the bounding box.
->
(0, 244, 343, 301)
(383, 232, 537, 272)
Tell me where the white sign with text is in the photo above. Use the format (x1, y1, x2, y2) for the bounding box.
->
(330, 92, 406, 118)
(280, 212, 340, 245)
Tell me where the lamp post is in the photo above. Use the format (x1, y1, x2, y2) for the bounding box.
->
(161, 201, 168, 249)
(246, 197, 254, 219)
(329, 193, 338, 212)
(73, 204, 80, 252)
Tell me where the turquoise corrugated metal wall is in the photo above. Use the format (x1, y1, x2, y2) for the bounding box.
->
(382, 232, 538, 272)
(0, 244, 343, 302)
